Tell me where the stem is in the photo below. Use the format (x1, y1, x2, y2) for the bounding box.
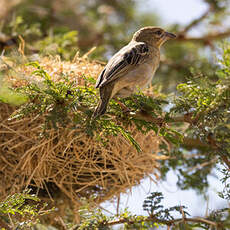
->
(177, 31, 230, 44)
(106, 216, 220, 228)
(179, 7, 211, 35)
(132, 111, 230, 170)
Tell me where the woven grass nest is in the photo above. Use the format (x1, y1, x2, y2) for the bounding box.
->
(0, 55, 168, 214)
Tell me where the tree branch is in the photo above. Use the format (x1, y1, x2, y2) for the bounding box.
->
(106, 215, 221, 228)
(179, 7, 211, 35)
(132, 111, 230, 170)
(182, 137, 209, 149)
(177, 30, 230, 44)
(132, 111, 165, 125)
(220, 155, 230, 170)
(176, 5, 230, 45)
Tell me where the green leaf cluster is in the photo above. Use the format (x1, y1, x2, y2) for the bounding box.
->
(143, 192, 189, 221)
(159, 43, 230, 194)
(9, 62, 178, 153)
(0, 190, 53, 229)
(173, 43, 230, 158)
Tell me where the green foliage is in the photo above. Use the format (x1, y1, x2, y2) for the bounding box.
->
(2, 15, 42, 39)
(1, 1, 230, 228)
(143, 192, 189, 220)
(205, 0, 230, 10)
(0, 190, 53, 229)
(0, 80, 27, 105)
(35, 29, 78, 59)
(156, 41, 218, 92)
(160, 148, 213, 192)
(118, 93, 183, 146)
(4, 43, 230, 207)
(0, 191, 228, 229)
(173, 43, 230, 158)
(11, 61, 85, 129)
(0, 0, 160, 60)
(75, 192, 175, 229)
(74, 192, 229, 230)
(218, 167, 230, 200)
(77, 200, 113, 230)
(0, 14, 78, 59)
(1, 0, 229, 91)
(11, 62, 180, 153)
(207, 208, 230, 230)
(154, 43, 230, 194)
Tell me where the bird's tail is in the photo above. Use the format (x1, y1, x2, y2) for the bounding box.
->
(92, 86, 113, 119)
(92, 99, 109, 119)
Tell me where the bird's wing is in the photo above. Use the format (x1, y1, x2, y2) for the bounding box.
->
(95, 42, 149, 88)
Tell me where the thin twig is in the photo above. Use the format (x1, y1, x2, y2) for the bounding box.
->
(179, 7, 211, 35)
(131, 111, 230, 170)
(57, 216, 68, 230)
(186, 157, 217, 172)
(0, 219, 11, 230)
(177, 30, 230, 44)
(182, 137, 209, 148)
(82, 46, 97, 59)
(221, 155, 230, 170)
(106, 215, 220, 227)
(116, 194, 120, 215)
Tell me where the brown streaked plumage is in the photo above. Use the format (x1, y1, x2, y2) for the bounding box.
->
(93, 26, 176, 118)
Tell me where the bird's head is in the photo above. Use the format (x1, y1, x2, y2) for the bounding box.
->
(132, 26, 176, 48)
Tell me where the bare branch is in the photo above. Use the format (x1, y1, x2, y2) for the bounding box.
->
(186, 158, 218, 172)
(132, 111, 230, 170)
(179, 7, 211, 35)
(132, 111, 165, 126)
(106, 215, 221, 228)
(177, 30, 230, 44)
(175, 5, 230, 45)
(182, 137, 209, 148)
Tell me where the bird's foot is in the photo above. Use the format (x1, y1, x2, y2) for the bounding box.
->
(114, 99, 130, 114)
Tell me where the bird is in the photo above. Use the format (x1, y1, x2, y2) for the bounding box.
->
(92, 26, 176, 118)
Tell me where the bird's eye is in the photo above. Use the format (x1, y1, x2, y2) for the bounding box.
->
(155, 30, 162, 35)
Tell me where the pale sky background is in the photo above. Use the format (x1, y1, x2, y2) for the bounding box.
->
(140, 0, 208, 25)
(102, 0, 229, 221)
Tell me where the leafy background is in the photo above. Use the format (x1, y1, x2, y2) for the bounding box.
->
(0, 0, 230, 229)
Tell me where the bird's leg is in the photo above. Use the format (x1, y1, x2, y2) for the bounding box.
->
(114, 98, 130, 113)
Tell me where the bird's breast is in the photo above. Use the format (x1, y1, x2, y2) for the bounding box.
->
(128, 59, 159, 88)
(112, 60, 159, 98)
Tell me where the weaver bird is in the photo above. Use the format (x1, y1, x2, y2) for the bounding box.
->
(93, 26, 176, 118)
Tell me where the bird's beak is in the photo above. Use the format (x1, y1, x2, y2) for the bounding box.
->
(164, 31, 177, 39)
(156, 31, 176, 47)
